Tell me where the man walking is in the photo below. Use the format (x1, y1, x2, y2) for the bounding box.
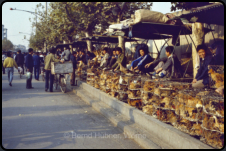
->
(15, 50, 25, 75)
(70, 51, 77, 86)
(44, 47, 64, 92)
(25, 48, 34, 89)
(33, 52, 40, 81)
(2, 52, 6, 74)
(3, 51, 18, 86)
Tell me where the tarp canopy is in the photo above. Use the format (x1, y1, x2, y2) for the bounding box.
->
(121, 22, 214, 39)
(81, 36, 138, 43)
(56, 41, 87, 49)
(169, 3, 224, 26)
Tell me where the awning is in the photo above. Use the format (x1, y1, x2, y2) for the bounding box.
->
(56, 41, 87, 48)
(81, 36, 139, 43)
(169, 3, 224, 26)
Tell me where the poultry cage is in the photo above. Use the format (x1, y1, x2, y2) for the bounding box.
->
(208, 65, 224, 89)
(127, 75, 142, 110)
(199, 90, 224, 149)
(109, 71, 120, 98)
(117, 74, 133, 102)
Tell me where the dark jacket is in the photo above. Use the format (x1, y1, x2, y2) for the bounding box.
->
(33, 55, 40, 66)
(153, 54, 183, 77)
(195, 55, 214, 85)
(15, 53, 24, 65)
(77, 54, 87, 65)
(86, 53, 96, 61)
(70, 55, 77, 69)
(131, 54, 154, 71)
(133, 44, 148, 60)
(25, 54, 34, 68)
(111, 53, 126, 70)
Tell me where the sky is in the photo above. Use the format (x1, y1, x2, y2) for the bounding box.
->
(2, 2, 172, 50)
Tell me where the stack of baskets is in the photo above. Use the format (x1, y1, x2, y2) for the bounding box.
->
(127, 75, 142, 110)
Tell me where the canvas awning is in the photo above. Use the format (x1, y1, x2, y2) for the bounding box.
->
(169, 3, 224, 26)
(56, 41, 87, 49)
(81, 36, 139, 43)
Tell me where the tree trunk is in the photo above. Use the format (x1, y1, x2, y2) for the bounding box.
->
(117, 14, 125, 55)
(192, 22, 205, 78)
(85, 32, 92, 52)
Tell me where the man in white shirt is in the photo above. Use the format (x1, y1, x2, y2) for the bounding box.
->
(100, 47, 110, 68)
(2, 52, 6, 74)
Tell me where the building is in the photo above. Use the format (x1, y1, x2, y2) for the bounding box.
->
(14, 44, 26, 52)
(2, 24, 7, 40)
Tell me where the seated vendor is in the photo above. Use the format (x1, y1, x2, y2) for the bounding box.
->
(86, 51, 96, 62)
(111, 47, 126, 72)
(192, 44, 214, 88)
(130, 46, 154, 73)
(100, 47, 110, 68)
(146, 46, 183, 78)
(77, 50, 87, 65)
(108, 48, 118, 68)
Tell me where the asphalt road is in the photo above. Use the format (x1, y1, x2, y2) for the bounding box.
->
(2, 69, 142, 149)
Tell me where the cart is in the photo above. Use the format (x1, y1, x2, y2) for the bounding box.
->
(51, 61, 73, 93)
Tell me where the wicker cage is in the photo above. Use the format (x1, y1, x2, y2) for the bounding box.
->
(208, 65, 224, 89)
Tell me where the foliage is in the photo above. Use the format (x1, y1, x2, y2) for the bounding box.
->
(2, 39, 13, 51)
(29, 2, 153, 51)
(170, 2, 211, 12)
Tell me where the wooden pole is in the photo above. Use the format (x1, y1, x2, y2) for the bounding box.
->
(192, 22, 205, 78)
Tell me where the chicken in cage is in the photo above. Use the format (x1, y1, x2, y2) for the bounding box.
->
(142, 104, 156, 117)
(128, 76, 142, 89)
(201, 128, 224, 149)
(127, 98, 142, 110)
(127, 89, 141, 98)
(116, 92, 128, 102)
(118, 84, 128, 92)
(208, 65, 224, 89)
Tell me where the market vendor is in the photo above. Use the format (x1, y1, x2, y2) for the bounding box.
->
(108, 48, 118, 68)
(86, 51, 96, 62)
(77, 50, 87, 65)
(192, 44, 214, 88)
(130, 46, 154, 74)
(145, 46, 183, 78)
(111, 47, 126, 72)
(99, 47, 110, 68)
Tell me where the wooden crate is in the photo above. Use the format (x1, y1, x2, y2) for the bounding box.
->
(51, 62, 73, 74)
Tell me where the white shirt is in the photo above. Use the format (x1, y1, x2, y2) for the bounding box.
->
(2, 54, 6, 61)
(100, 53, 109, 67)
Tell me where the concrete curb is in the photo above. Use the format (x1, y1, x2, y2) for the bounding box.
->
(72, 81, 213, 149)
(73, 88, 162, 149)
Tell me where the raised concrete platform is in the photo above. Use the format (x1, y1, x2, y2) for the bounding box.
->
(72, 81, 213, 149)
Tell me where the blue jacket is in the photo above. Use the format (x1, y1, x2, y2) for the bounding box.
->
(195, 55, 214, 85)
(33, 55, 40, 66)
(131, 54, 154, 70)
(25, 54, 34, 68)
(70, 55, 77, 69)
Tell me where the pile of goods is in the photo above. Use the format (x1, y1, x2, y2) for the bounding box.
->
(84, 67, 224, 149)
(127, 76, 142, 110)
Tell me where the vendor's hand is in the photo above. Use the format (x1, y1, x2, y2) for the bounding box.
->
(114, 69, 117, 72)
(130, 67, 133, 71)
(134, 66, 138, 70)
(145, 62, 152, 68)
(60, 60, 64, 63)
(192, 79, 197, 84)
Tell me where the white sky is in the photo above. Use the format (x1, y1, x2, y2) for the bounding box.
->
(2, 2, 172, 49)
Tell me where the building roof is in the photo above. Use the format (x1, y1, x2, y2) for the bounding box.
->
(80, 36, 138, 43)
(170, 3, 224, 26)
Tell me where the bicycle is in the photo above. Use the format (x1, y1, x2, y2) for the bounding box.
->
(53, 73, 70, 93)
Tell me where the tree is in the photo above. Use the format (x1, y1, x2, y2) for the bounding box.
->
(170, 2, 211, 12)
(2, 39, 13, 51)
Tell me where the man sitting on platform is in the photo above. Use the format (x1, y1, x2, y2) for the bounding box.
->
(145, 46, 183, 78)
(191, 44, 214, 88)
(111, 47, 126, 72)
(99, 47, 110, 68)
(130, 45, 154, 74)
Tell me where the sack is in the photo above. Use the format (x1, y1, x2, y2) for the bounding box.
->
(134, 9, 169, 24)
(26, 72, 31, 79)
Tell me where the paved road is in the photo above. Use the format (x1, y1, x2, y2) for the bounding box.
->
(2, 69, 142, 149)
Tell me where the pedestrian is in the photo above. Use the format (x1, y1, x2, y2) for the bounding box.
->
(2, 52, 6, 74)
(70, 51, 77, 86)
(25, 48, 34, 89)
(3, 51, 18, 86)
(62, 46, 71, 61)
(15, 50, 25, 75)
(33, 52, 40, 81)
(44, 47, 64, 92)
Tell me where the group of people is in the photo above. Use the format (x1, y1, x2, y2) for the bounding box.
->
(2, 40, 224, 95)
